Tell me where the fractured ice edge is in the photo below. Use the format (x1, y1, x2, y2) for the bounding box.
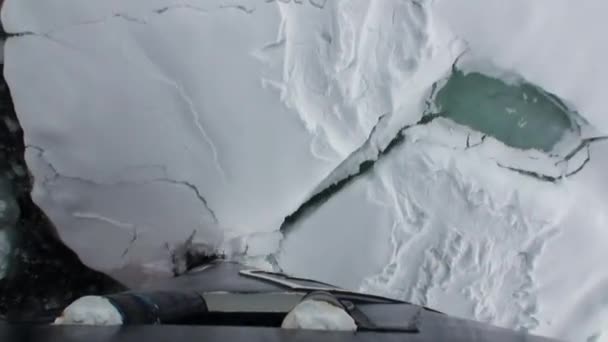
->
(281, 64, 604, 232)
(0, 64, 124, 321)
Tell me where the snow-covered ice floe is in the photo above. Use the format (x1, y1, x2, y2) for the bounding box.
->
(3, 0, 608, 340)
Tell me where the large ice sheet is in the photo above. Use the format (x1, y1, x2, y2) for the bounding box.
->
(2, 0, 456, 274)
(4, 0, 339, 271)
(278, 121, 608, 341)
(4, 0, 608, 340)
(277, 1, 608, 340)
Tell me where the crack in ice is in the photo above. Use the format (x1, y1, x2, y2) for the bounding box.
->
(72, 211, 135, 231)
(156, 75, 227, 181)
(497, 145, 592, 183)
(559, 135, 608, 163)
(122, 228, 139, 258)
(26, 145, 218, 223)
(494, 135, 608, 183)
(265, 0, 327, 9)
(3, 2, 257, 39)
(71, 212, 139, 259)
(6, 7, 236, 183)
(281, 112, 444, 231)
(465, 134, 487, 149)
(155, 3, 256, 15)
(280, 101, 600, 235)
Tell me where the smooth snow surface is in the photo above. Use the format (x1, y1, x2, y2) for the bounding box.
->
(3, 0, 608, 341)
(281, 299, 357, 331)
(54, 296, 123, 325)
